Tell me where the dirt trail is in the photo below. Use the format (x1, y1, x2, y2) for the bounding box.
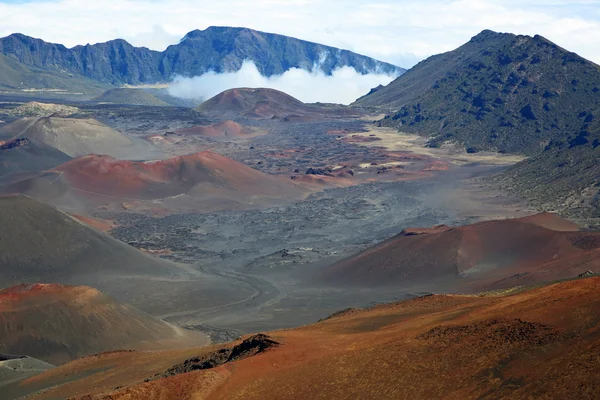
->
(158, 266, 283, 329)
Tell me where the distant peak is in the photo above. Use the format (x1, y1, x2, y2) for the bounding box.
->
(98, 38, 134, 48)
(203, 26, 249, 32)
(6, 32, 31, 39)
(469, 29, 514, 43)
(3, 32, 41, 43)
(181, 26, 248, 41)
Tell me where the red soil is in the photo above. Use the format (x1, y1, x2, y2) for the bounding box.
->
(519, 212, 580, 231)
(0, 284, 98, 312)
(323, 213, 600, 291)
(71, 214, 115, 232)
(175, 120, 265, 138)
(24, 277, 600, 400)
(197, 88, 310, 118)
(52, 151, 305, 200)
(0, 283, 68, 303)
(422, 160, 450, 171)
(291, 173, 354, 188)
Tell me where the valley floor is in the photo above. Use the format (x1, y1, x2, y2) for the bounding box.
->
(106, 162, 532, 336)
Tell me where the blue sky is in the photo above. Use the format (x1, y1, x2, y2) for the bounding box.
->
(0, 0, 599, 68)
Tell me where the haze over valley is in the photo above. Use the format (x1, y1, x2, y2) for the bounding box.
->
(0, 2, 600, 399)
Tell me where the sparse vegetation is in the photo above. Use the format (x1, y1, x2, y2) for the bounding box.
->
(355, 29, 600, 218)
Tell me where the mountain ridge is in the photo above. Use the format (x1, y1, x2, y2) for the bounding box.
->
(355, 29, 600, 154)
(352, 29, 600, 219)
(0, 26, 404, 88)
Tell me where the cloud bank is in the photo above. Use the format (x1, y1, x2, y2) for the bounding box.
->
(167, 60, 397, 105)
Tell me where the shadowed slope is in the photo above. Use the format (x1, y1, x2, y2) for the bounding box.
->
(322, 213, 600, 291)
(0, 53, 107, 93)
(0, 195, 268, 341)
(0, 116, 134, 158)
(0, 195, 181, 290)
(0, 284, 207, 365)
(92, 88, 169, 106)
(0, 137, 71, 177)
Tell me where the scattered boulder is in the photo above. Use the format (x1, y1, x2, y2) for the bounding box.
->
(578, 270, 596, 278)
(7, 102, 79, 118)
(306, 167, 333, 176)
(520, 104, 537, 120)
(0, 137, 29, 150)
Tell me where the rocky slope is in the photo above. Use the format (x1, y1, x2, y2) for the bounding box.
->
(5, 102, 79, 118)
(0, 27, 403, 88)
(0, 53, 108, 93)
(356, 30, 600, 155)
(493, 105, 600, 220)
(355, 29, 600, 219)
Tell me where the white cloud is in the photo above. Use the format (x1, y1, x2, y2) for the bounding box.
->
(0, 0, 599, 68)
(167, 60, 396, 105)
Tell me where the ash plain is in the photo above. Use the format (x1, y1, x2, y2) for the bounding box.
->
(106, 170, 520, 339)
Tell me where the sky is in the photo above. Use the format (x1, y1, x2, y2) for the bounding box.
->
(1, 0, 599, 69)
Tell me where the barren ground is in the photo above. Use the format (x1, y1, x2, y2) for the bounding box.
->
(8, 276, 600, 399)
(0, 99, 538, 347)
